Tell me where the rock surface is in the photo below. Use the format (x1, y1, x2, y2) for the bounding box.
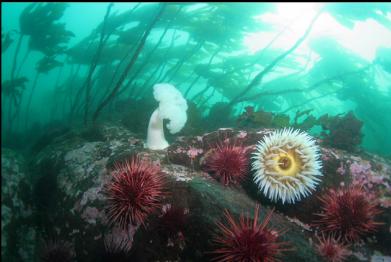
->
(1, 123, 390, 261)
(1, 149, 35, 261)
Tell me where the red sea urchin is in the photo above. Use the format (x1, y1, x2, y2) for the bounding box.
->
(205, 143, 249, 186)
(211, 204, 290, 262)
(315, 234, 351, 262)
(103, 157, 165, 228)
(102, 228, 133, 261)
(314, 186, 382, 242)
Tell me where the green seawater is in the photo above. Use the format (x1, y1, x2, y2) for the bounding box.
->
(2, 2, 391, 157)
(1, 2, 391, 261)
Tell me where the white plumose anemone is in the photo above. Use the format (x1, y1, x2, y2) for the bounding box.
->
(252, 128, 322, 204)
(146, 83, 188, 150)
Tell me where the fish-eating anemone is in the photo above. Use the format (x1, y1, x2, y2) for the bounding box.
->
(252, 128, 322, 204)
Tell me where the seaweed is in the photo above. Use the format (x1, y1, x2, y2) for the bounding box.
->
(2, 77, 29, 100)
(204, 102, 235, 131)
(320, 111, 363, 151)
(237, 107, 363, 152)
(1, 30, 15, 53)
(20, 3, 74, 56)
(325, 3, 391, 29)
(237, 106, 291, 129)
(35, 56, 63, 74)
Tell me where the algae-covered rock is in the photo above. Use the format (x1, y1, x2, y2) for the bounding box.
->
(28, 123, 144, 261)
(1, 149, 35, 261)
(6, 123, 391, 261)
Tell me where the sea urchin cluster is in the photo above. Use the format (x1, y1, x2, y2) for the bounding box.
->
(314, 186, 382, 242)
(205, 142, 249, 186)
(103, 157, 165, 228)
(252, 128, 322, 204)
(211, 204, 290, 262)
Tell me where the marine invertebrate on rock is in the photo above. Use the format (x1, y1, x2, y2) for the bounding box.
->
(252, 128, 322, 204)
(102, 227, 133, 261)
(146, 83, 188, 150)
(315, 234, 351, 262)
(211, 204, 290, 262)
(103, 157, 165, 228)
(40, 239, 75, 262)
(187, 147, 203, 161)
(314, 186, 382, 242)
(205, 142, 249, 186)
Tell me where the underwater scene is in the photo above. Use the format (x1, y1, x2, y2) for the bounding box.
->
(1, 2, 391, 262)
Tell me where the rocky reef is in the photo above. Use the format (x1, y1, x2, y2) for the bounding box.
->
(1, 123, 390, 261)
